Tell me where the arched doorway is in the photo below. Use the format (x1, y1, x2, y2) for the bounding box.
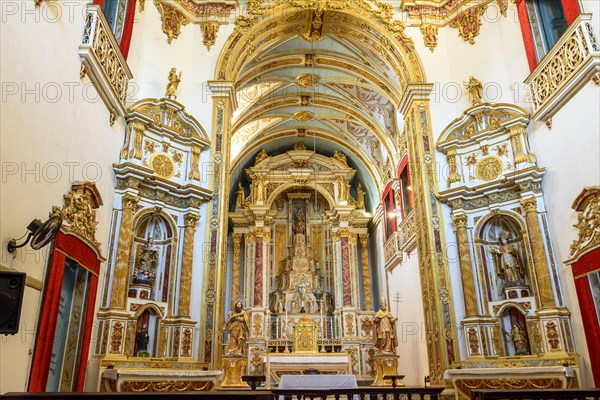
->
(202, 0, 458, 384)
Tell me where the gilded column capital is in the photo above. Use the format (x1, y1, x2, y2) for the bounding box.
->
(121, 194, 139, 210)
(232, 232, 243, 245)
(339, 227, 351, 238)
(254, 226, 271, 242)
(331, 230, 341, 242)
(348, 233, 357, 245)
(184, 213, 200, 228)
(245, 231, 256, 242)
(520, 197, 538, 213)
(359, 234, 369, 247)
(452, 214, 468, 229)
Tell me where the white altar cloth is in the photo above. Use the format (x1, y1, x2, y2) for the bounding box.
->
(279, 374, 358, 390)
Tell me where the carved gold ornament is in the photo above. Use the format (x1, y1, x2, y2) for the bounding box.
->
(201, 22, 219, 51)
(449, 6, 485, 45)
(296, 74, 319, 88)
(420, 24, 438, 52)
(455, 378, 562, 397)
(293, 111, 314, 122)
(567, 187, 600, 263)
(150, 153, 176, 178)
(52, 182, 103, 252)
(475, 156, 503, 181)
(120, 381, 213, 392)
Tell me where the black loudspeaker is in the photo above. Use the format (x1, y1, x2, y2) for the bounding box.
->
(0, 271, 26, 335)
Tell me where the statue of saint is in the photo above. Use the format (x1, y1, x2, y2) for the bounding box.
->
(464, 76, 483, 105)
(165, 68, 182, 99)
(132, 238, 158, 285)
(356, 183, 366, 209)
(338, 178, 349, 202)
(294, 210, 305, 234)
(136, 323, 150, 356)
(235, 182, 245, 209)
(255, 149, 268, 164)
(333, 150, 348, 166)
(509, 323, 530, 355)
(224, 301, 250, 356)
(373, 298, 397, 354)
(489, 231, 525, 285)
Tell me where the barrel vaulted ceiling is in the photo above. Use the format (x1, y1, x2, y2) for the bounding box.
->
(220, 1, 427, 200)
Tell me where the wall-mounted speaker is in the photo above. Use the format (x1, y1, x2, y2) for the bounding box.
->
(0, 271, 26, 335)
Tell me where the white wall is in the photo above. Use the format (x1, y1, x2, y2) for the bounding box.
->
(386, 250, 429, 387)
(399, 0, 598, 386)
(0, 0, 125, 393)
(528, 81, 600, 386)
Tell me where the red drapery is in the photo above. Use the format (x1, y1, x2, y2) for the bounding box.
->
(515, 0, 538, 71)
(572, 249, 600, 387)
(119, 0, 137, 59)
(28, 232, 101, 392)
(28, 251, 66, 392)
(93, 0, 136, 59)
(561, 0, 580, 25)
(515, 0, 581, 71)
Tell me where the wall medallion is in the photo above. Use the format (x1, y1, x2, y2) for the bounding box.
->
(475, 156, 503, 181)
(150, 153, 176, 178)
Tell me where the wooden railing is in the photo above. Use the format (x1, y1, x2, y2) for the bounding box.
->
(524, 14, 600, 123)
(472, 388, 600, 400)
(78, 4, 133, 125)
(3, 387, 444, 399)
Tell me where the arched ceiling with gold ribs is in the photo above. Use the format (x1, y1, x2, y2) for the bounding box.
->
(217, 0, 426, 208)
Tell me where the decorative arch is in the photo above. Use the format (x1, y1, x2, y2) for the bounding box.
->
(132, 303, 166, 320)
(265, 182, 336, 210)
(215, 0, 425, 87)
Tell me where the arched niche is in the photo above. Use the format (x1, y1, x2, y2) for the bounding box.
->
(498, 305, 531, 357)
(476, 212, 531, 302)
(129, 211, 176, 303)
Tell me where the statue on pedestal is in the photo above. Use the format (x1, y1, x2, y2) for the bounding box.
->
(132, 238, 158, 286)
(509, 323, 530, 355)
(373, 298, 397, 354)
(165, 68, 182, 99)
(356, 183, 366, 209)
(135, 323, 150, 357)
(224, 301, 250, 356)
(235, 182, 245, 209)
(489, 231, 525, 286)
(464, 76, 482, 105)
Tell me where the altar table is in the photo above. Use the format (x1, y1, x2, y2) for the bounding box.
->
(279, 374, 358, 390)
(265, 353, 351, 384)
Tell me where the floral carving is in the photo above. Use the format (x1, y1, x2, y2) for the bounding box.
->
(568, 187, 600, 262)
(449, 6, 485, 44)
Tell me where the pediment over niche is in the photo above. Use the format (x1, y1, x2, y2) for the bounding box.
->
(437, 103, 529, 149)
(437, 103, 542, 206)
(128, 98, 210, 143)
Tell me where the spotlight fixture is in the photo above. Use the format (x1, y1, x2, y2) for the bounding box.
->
(7, 216, 63, 253)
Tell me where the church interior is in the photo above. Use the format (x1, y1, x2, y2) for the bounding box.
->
(1, 0, 599, 398)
